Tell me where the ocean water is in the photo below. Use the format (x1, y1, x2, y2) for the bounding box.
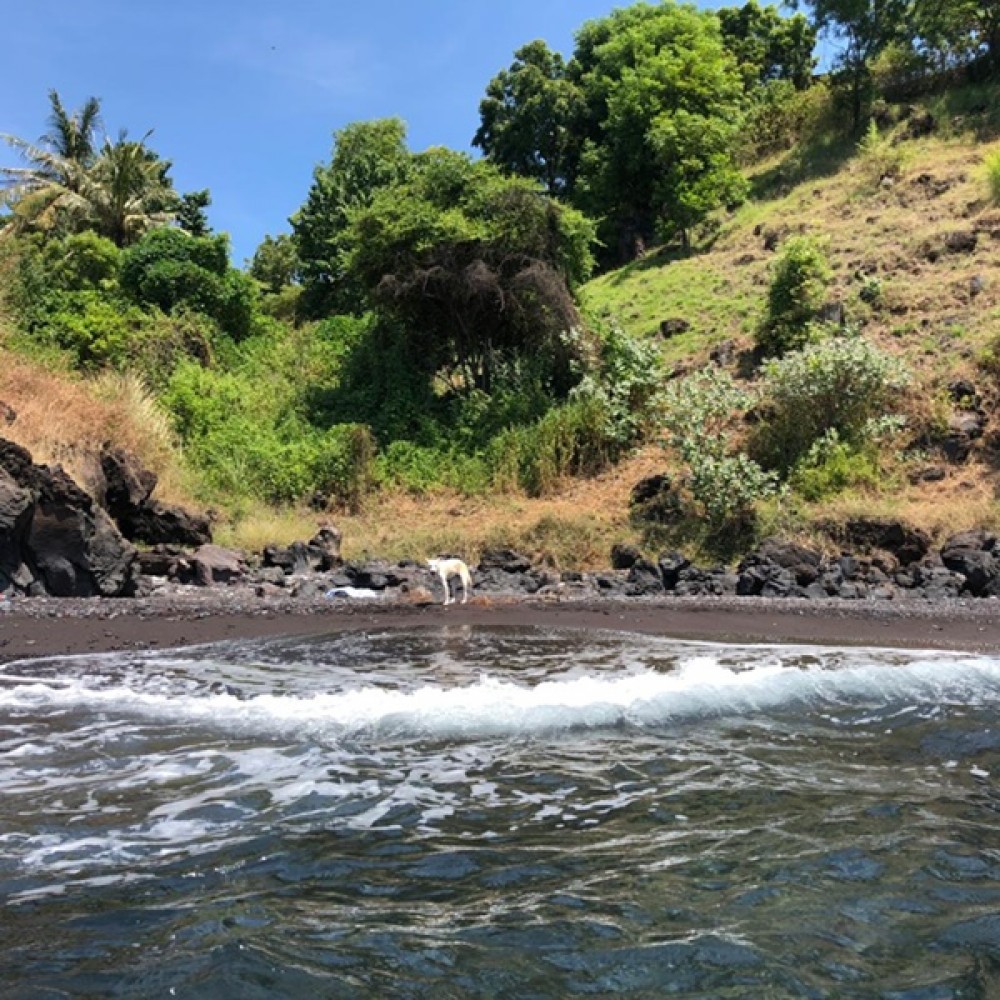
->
(2, 626, 1000, 998)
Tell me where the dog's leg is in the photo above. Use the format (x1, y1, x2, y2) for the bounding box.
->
(459, 570, 469, 604)
(440, 570, 452, 606)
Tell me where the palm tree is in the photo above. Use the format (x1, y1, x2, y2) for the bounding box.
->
(40, 90, 102, 166)
(1, 91, 177, 244)
(1, 90, 103, 234)
(79, 132, 177, 246)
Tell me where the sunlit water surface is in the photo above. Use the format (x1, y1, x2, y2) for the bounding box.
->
(3, 627, 1000, 998)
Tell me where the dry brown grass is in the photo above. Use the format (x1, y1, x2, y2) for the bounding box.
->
(219, 447, 668, 569)
(0, 345, 191, 504)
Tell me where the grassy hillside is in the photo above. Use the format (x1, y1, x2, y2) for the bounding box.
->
(580, 88, 1000, 548)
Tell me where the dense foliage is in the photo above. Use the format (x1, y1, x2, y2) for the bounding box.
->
(1, 0, 990, 527)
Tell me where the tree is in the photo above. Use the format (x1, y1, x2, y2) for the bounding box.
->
(343, 149, 596, 394)
(1, 90, 103, 236)
(291, 118, 410, 318)
(2, 93, 177, 245)
(77, 133, 177, 247)
(176, 189, 212, 237)
(910, 0, 1000, 75)
(40, 89, 103, 166)
(570, 1, 747, 257)
(793, 0, 909, 125)
(473, 40, 587, 197)
(249, 233, 298, 293)
(121, 227, 257, 339)
(717, 2, 817, 90)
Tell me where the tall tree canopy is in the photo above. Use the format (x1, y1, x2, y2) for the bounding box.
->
(340, 148, 596, 394)
(792, 0, 910, 123)
(291, 118, 411, 318)
(474, 1, 760, 261)
(472, 40, 587, 197)
(909, 0, 1000, 74)
(717, 1, 817, 89)
(571, 1, 748, 256)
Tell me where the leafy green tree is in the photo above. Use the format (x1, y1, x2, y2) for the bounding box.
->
(249, 233, 298, 293)
(121, 227, 257, 339)
(717, 1, 817, 90)
(911, 0, 1000, 74)
(473, 40, 587, 197)
(343, 149, 596, 394)
(792, 0, 909, 125)
(176, 189, 212, 237)
(291, 118, 410, 318)
(570, 1, 747, 257)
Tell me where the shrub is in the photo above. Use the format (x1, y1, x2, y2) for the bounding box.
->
(660, 369, 779, 531)
(756, 235, 831, 357)
(753, 335, 910, 472)
(567, 321, 664, 450)
(488, 394, 614, 496)
(985, 149, 1000, 205)
(375, 441, 491, 496)
(41, 291, 146, 369)
(855, 120, 905, 190)
(740, 80, 834, 161)
(789, 430, 882, 501)
(42, 232, 120, 291)
(121, 228, 259, 341)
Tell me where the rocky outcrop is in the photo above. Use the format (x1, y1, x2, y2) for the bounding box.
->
(262, 526, 342, 575)
(0, 438, 138, 597)
(100, 447, 212, 547)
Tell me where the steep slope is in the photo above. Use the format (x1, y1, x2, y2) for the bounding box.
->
(581, 102, 1000, 543)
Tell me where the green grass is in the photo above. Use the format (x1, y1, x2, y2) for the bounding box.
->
(581, 251, 760, 363)
(986, 149, 1000, 204)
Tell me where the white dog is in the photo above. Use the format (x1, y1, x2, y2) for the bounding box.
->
(427, 557, 472, 605)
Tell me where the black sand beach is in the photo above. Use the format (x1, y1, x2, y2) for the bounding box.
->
(4, 592, 1000, 662)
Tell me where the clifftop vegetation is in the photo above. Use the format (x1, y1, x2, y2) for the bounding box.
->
(1, 0, 998, 566)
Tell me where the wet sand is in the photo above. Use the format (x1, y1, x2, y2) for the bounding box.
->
(3, 592, 1000, 662)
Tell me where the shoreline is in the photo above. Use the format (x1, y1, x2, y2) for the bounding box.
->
(4, 592, 1000, 662)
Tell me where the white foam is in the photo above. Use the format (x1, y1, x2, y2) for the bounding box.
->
(2, 647, 1000, 740)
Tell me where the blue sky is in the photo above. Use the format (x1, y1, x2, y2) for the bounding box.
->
(3, 0, 735, 265)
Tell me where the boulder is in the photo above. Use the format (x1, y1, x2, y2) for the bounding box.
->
(658, 550, 690, 590)
(610, 543, 642, 570)
(98, 445, 211, 547)
(100, 447, 157, 521)
(753, 537, 822, 585)
(309, 526, 342, 569)
(0, 437, 137, 597)
(944, 230, 978, 254)
(189, 544, 247, 587)
(478, 547, 532, 574)
(629, 474, 683, 525)
(262, 541, 314, 575)
(658, 318, 691, 338)
(626, 558, 664, 595)
(940, 531, 1000, 596)
(837, 517, 932, 567)
(710, 340, 736, 367)
(125, 500, 212, 547)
